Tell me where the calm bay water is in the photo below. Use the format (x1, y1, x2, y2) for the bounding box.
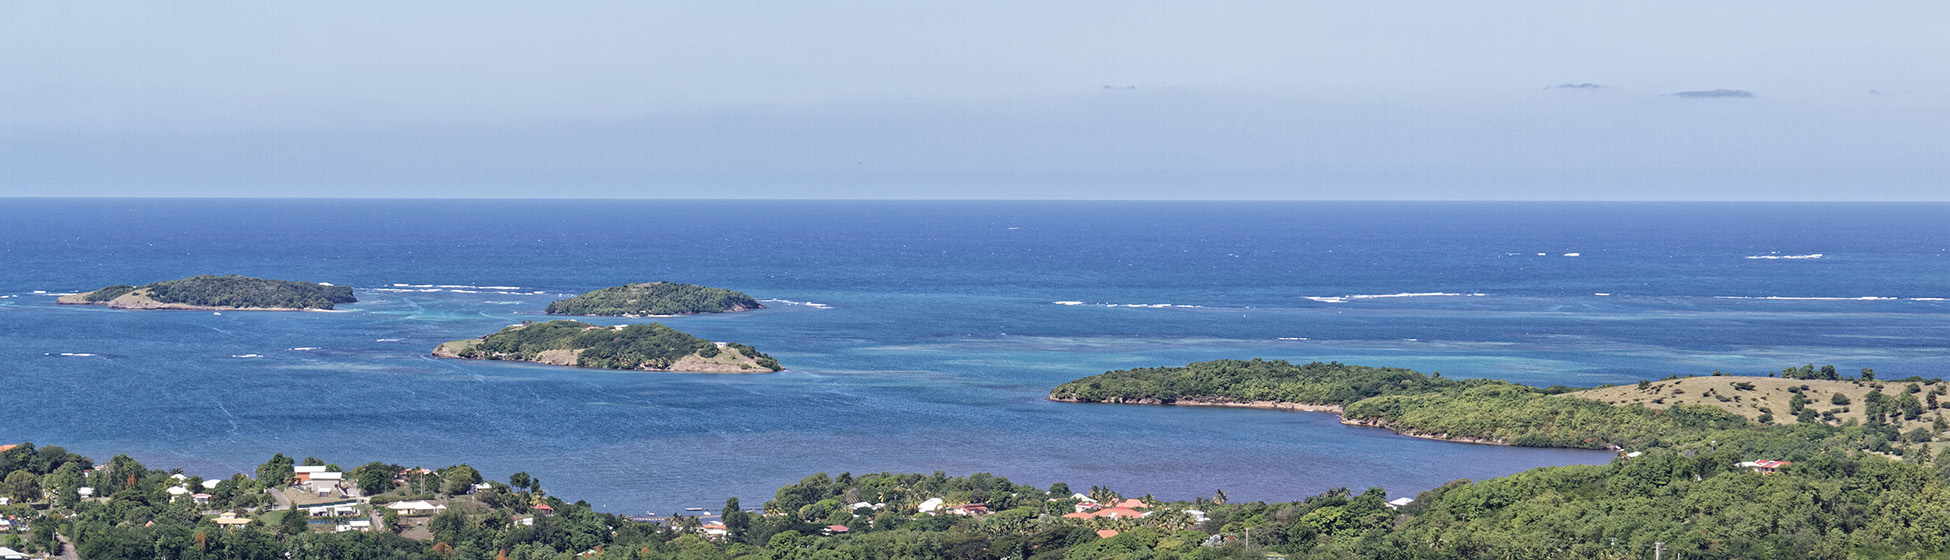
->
(3, 200, 1947, 513)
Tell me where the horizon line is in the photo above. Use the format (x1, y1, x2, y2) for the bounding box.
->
(5, 196, 1949, 203)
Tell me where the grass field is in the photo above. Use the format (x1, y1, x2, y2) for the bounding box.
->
(1573, 375, 1950, 433)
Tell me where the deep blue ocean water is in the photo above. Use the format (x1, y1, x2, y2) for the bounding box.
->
(3, 199, 1947, 514)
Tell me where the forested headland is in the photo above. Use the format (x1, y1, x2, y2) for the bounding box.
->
(545, 283, 762, 317)
(56, 275, 356, 311)
(433, 320, 783, 373)
(1051, 359, 1949, 452)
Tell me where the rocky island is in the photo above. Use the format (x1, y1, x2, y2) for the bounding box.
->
(434, 320, 783, 373)
(545, 282, 762, 317)
(57, 274, 356, 311)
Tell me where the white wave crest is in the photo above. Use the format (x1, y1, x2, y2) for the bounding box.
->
(1714, 296, 1896, 301)
(1051, 301, 1203, 308)
(1303, 292, 1486, 303)
(1745, 253, 1824, 260)
(230, 354, 263, 358)
(1563, 252, 1581, 257)
(375, 338, 404, 342)
(761, 298, 832, 309)
(51, 352, 97, 357)
(290, 347, 318, 351)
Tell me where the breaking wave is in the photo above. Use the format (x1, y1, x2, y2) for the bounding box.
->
(1050, 301, 1204, 309)
(1745, 253, 1824, 260)
(761, 299, 832, 310)
(1303, 292, 1486, 303)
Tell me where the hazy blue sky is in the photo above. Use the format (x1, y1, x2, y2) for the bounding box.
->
(3, 2, 1945, 200)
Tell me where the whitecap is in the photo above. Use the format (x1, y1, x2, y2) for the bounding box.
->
(1744, 253, 1824, 260)
(32, 290, 46, 294)
(1276, 337, 1309, 341)
(230, 354, 263, 358)
(375, 338, 404, 342)
(1714, 296, 1897, 301)
(1914, 298, 1946, 301)
(319, 282, 334, 286)
(1594, 293, 1611, 296)
(1052, 301, 1085, 306)
(1563, 252, 1581, 257)
(290, 347, 318, 351)
(761, 298, 833, 309)
(449, 289, 480, 294)
(1303, 292, 1486, 303)
(53, 352, 98, 357)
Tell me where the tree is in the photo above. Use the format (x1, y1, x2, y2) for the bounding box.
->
(723, 497, 750, 542)
(383, 510, 402, 533)
(508, 472, 532, 492)
(279, 509, 309, 535)
(2, 470, 38, 504)
(351, 462, 398, 496)
(440, 464, 482, 495)
(1863, 368, 1877, 381)
(257, 453, 294, 487)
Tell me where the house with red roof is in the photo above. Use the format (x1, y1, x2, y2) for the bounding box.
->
(823, 525, 850, 535)
(1096, 529, 1120, 539)
(1739, 460, 1791, 474)
(1114, 499, 1149, 510)
(1094, 507, 1146, 519)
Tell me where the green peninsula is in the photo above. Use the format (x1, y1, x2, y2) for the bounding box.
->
(545, 282, 762, 317)
(57, 274, 356, 311)
(1051, 358, 1751, 449)
(434, 320, 782, 373)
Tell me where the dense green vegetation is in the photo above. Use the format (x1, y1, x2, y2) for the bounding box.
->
(1052, 359, 1758, 450)
(545, 283, 762, 316)
(1050, 359, 1468, 406)
(79, 284, 139, 302)
(73, 275, 356, 309)
(450, 320, 782, 372)
(15, 425, 1950, 560)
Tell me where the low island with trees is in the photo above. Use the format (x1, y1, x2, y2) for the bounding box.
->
(545, 282, 763, 317)
(433, 320, 783, 373)
(56, 274, 357, 311)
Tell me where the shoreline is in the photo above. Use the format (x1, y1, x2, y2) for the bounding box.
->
(1048, 395, 1512, 447)
(431, 341, 775, 374)
(55, 295, 338, 312)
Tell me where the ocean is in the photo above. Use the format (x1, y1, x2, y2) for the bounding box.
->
(3, 199, 1946, 514)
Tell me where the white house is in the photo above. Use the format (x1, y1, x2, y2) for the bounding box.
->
(387, 500, 446, 515)
(0, 546, 28, 560)
(77, 487, 95, 498)
(167, 486, 191, 498)
(308, 471, 344, 493)
(340, 519, 373, 532)
(1386, 498, 1415, 510)
(203, 479, 223, 490)
(916, 497, 944, 514)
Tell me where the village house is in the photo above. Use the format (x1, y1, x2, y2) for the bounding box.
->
(340, 519, 373, 532)
(193, 493, 213, 505)
(0, 546, 27, 560)
(1739, 460, 1791, 474)
(946, 503, 990, 516)
(308, 471, 345, 494)
(822, 525, 849, 535)
(214, 512, 253, 527)
(293, 465, 329, 483)
(1386, 498, 1415, 510)
(387, 500, 446, 516)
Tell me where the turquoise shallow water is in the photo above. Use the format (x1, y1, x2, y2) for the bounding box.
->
(3, 200, 1947, 513)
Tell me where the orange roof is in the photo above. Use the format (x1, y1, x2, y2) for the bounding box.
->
(1115, 499, 1148, 509)
(0, 444, 18, 453)
(1095, 507, 1144, 519)
(1061, 512, 1094, 519)
(1096, 530, 1120, 539)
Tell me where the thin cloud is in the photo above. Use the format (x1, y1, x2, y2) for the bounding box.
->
(1670, 89, 1754, 98)
(1547, 83, 1606, 90)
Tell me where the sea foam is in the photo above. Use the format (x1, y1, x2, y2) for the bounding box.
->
(1303, 292, 1486, 303)
(1745, 253, 1824, 260)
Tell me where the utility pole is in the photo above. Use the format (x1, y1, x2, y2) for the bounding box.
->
(1654, 541, 1664, 560)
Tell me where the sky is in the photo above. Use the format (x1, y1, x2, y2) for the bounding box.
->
(2, 2, 1946, 200)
